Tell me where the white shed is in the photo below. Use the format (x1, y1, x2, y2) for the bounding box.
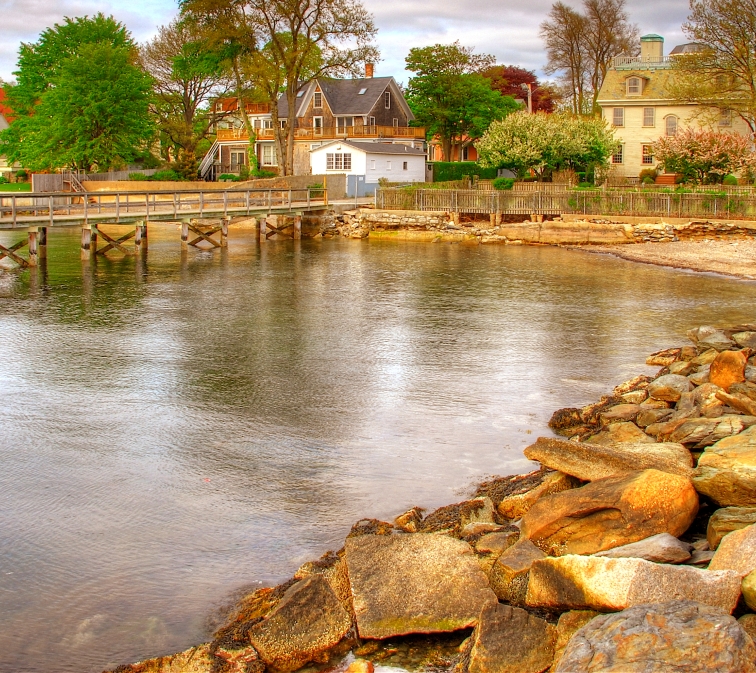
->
(310, 140, 426, 195)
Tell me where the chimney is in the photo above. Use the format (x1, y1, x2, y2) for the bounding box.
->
(365, 63, 374, 78)
(640, 34, 664, 61)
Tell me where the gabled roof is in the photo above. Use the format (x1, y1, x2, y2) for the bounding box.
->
(279, 76, 414, 121)
(597, 67, 678, 103)
(310, 140, 426, 155)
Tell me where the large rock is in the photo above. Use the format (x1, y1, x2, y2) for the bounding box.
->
(707, 507, 756, 549)
(717, 389, 756, 416)
(520, 469, 698, 556)
(691, 347, 721, 365)
(593, 532, 692, 564)
(740, 614, 756, 643)
(692, 326, 737, 352)
(489, 538, 545, 605)
(248, 575, 351, 671)
(549, 611, 599, 673)
(710, 350, 748, 392)
(111, 644, 216, 673)
(743, 570, 756, 611)
(734, 331, 756, 350)
(523, 437, 693, 481)
(496, 470, 578, 520)
(693, 425, 756, 506)
(466, 603, 556, 673)
(669, 416, 745, 449)
(709, 523, 756, 575)
(585, 421, 655, 445)
(555, 600, 756, 673)
(599, 404, 640, 424)
(648, 374, 693, 402)
(343, 533, 496, 639)
(525, 556, 742, 613)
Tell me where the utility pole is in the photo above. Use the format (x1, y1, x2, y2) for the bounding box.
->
(527, 83, 533, 114)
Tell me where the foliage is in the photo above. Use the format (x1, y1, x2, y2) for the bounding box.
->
(431, 161, 498, 182)
(0, 183, 31, 192)
(151, 169, 184, 181)
(475, 111, 618, 179)
(483, 65, 557, 112)
(642, 176, 655, 185)
(0, 175, 7, 184)
(653, 128, 754, 184)
(639, 168, 657, 182)
(576, 181, 595, 189)
(129, 173, 150, 181)
(492, 177, 515, 190)
(405, 42, 520, 161)
(0, 16, 154, 172)
(15, 169, 27, 180)
(219, 173, 240, 181)
(540, 0, 638, 114)
(723, 174, 739, 185)
(253, 169, 277, 178)
(142, 19, 231, 179)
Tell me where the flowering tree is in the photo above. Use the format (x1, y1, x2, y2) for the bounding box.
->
(475, 111, 617, 179)
(653, 128, 754, 184)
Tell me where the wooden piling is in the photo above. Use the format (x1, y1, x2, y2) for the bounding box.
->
(39, 227, 48, 258)
(140, 221, 148, 250)
(181, 221, 189, 248)
(221, 218, 229, 247)
(28, 227, 38, 267)
(260, 216, 268, 243)
(294, 214, 302, 240)
(81, 224, 92, 260)
(135, 221, 143, 249)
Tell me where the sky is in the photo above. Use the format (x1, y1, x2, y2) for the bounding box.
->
(0, 0, 692, 85)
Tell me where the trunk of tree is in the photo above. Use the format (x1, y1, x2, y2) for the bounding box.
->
(232, 60, 259, 173)
(284, 84, 298, 176)
(442, 136, 452, 162)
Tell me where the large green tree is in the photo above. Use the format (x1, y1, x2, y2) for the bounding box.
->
(0, 15, 155, 172)
(405, 42, 520, 161)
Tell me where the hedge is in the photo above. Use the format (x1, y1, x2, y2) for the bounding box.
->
(431, 161, 498, 182)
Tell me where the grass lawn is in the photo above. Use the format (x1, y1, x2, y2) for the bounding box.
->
(0, 183, 31, 192)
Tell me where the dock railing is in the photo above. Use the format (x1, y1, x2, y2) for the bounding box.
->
(0, 187, 328, 228)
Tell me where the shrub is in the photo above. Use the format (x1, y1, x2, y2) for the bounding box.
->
(238, 165, 250, 181)
(129, 172, 149, 181)
(252, 169, 277, 179)
(151, 169, 183, 181)
(15, 169, 28, 181)
(642, 176, 655, 185)
(430, 161, 497, 182)
(723, 174, 738, 185)
(639, 168, 657, 182)
(0, 175, 8, 184)
(492, 177, 515, 190)
(577, 182, 595, 189)
(218, 173, 239, 182)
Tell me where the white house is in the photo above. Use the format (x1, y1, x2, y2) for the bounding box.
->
(310, 140, 426, 195)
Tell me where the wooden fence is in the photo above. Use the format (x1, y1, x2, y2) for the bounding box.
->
(376, 188, 756, 219)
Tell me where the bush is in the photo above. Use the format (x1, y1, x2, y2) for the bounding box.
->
(252, 169, 277, 179)
(638, 168, 657, 182)
(151, 169, 183, 181)
(642, 176, 655, 185)
(129, 172, 150, 181)
(723, 174, 739, 186)
(239, 165, 250, 181)
(15, 169, 28, 181)
(492, 177, 515, 190)
(577, 182, 595, 189)
(218, 173, 239, 182)
(0, 175, 8, 184)
(430, 161, 497, 182)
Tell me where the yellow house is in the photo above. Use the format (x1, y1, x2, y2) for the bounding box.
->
(597, 34, 752, 181)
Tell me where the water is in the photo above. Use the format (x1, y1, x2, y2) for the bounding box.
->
(0, 225, 754, 672)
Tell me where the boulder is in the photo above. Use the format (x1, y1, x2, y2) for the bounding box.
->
(669, 361, 696, 376)
(489, 538, 545, 605)
(394, 507, 424, 533)
(112, 644, 216, 673)
(717, 390, 756, 416)
(585, 421, 656, 445)
(248, 575, 351, 671)
(523, 437, 693, 482)
(669, 416, 744, 449)
(419, 497, 495, 535)
(475, 530, 519, 556)
(646, 347, 682, 367)
(689, 367, 710, 386)
(731, 381, 756, 401)
(693, 425, 756, 506)
(636, 407, 673, 428)
(707, 507, 756, 549)
(593, 532, 692, 564)
(343, 533, 497, 639)
(497, 470, 579, 520)
(648, 374, 693, 402)
(692, 326, 736, 352)
(740, 614, 756, 643)
(549, 611, 599, 673)
(525, 556, 742, 614)
(734, 331, 756, 350)
(709, 523, 756, 575)
(613, 374, 654, 396)
(294, 553, 351, 607)
(520, 469, 698, 556)
(620, 390, 647, 404)
(710, 350, 748, 392)
(599, 404, 640, 425)
(743, 571, 756, 611)
(466, 604, 556, 673)
(555, 601, 756, 673)
(691, 348, 721, 365)
(639, 397, 671, 410)
(346, 661, 374, 673)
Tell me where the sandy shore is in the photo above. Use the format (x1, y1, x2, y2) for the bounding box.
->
(576, 239, 756, 281)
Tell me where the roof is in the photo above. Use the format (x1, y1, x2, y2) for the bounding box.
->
(597, 67, 678, 103)
(669, 43, 707, 55)
(641, 34, 664, 41)
(279, 76, 415, 121)
(310, 140, 426, 156)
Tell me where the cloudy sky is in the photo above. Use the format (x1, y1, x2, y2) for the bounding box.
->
(0, 0, 692, 84)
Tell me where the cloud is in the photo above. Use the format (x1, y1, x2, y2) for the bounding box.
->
(0, 0, 693, 84)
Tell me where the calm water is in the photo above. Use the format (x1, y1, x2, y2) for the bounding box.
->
(1, 226, 755, 672)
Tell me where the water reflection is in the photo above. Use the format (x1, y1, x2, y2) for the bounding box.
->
(0, 226, 754, 672)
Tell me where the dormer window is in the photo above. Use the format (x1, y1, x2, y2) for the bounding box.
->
(314, 92, 322, 108)
(627, 77, 642, 95)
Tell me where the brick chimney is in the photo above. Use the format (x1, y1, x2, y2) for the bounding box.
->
(365, 63, 374, 78)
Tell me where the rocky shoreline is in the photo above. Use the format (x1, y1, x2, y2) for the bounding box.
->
(111, 324, 756, 673)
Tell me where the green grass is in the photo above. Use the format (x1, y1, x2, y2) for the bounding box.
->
(0, 183, 31, 192)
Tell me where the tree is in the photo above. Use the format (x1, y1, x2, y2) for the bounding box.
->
(484, 65, 557, 113)
(669, 0, 756, 132)
(540, 0, 638, 114)
(475, 111, 618, 179)
(142, 20, 232, 178)
(0, 15, 154, 171)
(181, 0, 379, 175)
(653, 127, 754, 183)
(405, 42, 520, 161)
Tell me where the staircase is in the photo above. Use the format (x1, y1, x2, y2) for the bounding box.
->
(62, 171, 85, 192)
(199, 142, 220, 181)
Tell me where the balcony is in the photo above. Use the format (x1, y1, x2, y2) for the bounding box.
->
(613, 55, 673, 70)
(216, 125, 426, 142)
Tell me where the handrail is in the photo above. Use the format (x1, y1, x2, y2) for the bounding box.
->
(216, 125, 426, 142)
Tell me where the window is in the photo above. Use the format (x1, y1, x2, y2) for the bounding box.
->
(358, 88, 367, 95)
(336, 116, 354, 130)
(262, 145, 277, 165)
(612, 145, 624, 164)
(719, 109, 732, 126)
(642, 144, 654, 165)
(313, 92, 322, 108)
(369, 116, 375, 127)
(643, 107, 655, 127)
(263, 120, 273, 129)
(230, 151, 246, 168)
(370, 159, 376, 170)
(297, 90, 304, 97)
(462, 146, 469, 161)
(665, 115, 678, 136)
(254, 119, 261, 129)
(313, 116, 323, 135)
(325, 152, 352, 170)
(403, 161, 408, 170)
(384, 91, 391, 109)
(627, 77, 642, 95)
(280, 120, 286, 129)
(393, 118, 399, 128)
(387, 160, 392, 170)
(613, 108, 625, 127)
